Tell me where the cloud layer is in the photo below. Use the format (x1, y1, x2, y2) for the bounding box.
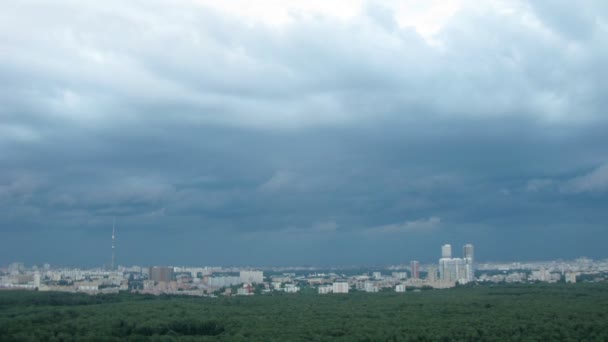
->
(1, 0, 608, 266)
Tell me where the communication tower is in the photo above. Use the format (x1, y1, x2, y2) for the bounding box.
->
(111, 218, 116, 271)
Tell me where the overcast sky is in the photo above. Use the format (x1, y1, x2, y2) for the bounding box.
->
(1, 0, 608, 267)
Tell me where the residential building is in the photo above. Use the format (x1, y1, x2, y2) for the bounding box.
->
(332, 282, 349, 293)
(240, 270, 263, 284)
(410, 261, 420, 279)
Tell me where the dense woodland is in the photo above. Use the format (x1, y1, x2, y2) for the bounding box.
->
(1, 283, 608, 341)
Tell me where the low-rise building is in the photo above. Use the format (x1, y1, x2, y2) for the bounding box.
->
(565, 272, 577, 283)
(237, 284, 254, 296)
(240, 270, 263, 284)
(318, 285, 333, 294)
(332, 282, 349, 294)
(364, 281, 379, 293)
(284, 283, 300, 293)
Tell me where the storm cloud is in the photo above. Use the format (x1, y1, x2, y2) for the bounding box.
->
(1, 0, 607, 266)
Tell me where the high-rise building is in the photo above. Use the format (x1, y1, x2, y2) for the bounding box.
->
(463, 244, 474, 282)
(427, 266, 438, 282)
(463, 244, 474, 259)
(441, 244, 452, 258)
(149, 266, 174, 282)
(410, 260, 420, 279)
(438, 243, 475, 283)
(439, 244, 452, 282)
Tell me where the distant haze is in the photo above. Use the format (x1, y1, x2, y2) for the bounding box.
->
(1, 1, 608, 267)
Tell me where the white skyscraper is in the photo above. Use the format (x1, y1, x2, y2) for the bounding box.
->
(427, 266, 438, 282)
(441, 244, 452, 258)
(463, 244, 474, 282)
(410, 261, 420, 279)
(463, 244, 474, 259)
(439, 244, 452, 282)
(439, 243, 475, 283)
(439, 258, 449, 281)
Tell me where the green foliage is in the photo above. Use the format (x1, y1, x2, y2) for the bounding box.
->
(1, 283, 608, 340)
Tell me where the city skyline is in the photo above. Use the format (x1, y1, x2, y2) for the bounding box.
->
(3, 236, 605, 270)
(2, 1, 608, 266)
(2, 212, 608, 268)
(2, 242, 600, 297)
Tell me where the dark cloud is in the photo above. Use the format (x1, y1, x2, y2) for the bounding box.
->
(1, 1, 608, 266)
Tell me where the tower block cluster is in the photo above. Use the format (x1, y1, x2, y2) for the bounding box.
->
(437, 243, 474, 284)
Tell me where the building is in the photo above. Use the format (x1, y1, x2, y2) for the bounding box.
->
(318, 285, 333, 294)
(438, 243, 475, 284)
(530, 267, 550, 282)
(440, 257, 467, 283)
(441, 244, 452, 258)
(565, 272, 577, 283)
(332, 282, 349, 294)
(463, 244, 474, 282)
(207, 276, 240, 288)
(8, 262, 24, 275)
(463, 244, 474, 259)
(240, 270, 263, 284)
(33, 272, 41, 288)
(149, 267, 174, 282)
(372, 272, 382, 279)
(395, 284, 406, 293)
(143, 280, 155, 290)
(76, 281, 100, 292)
(237, 284, 254, 296)
(427, 266, 437, 282)
(392, 272, 407, 280)
(410, 261, 420, 279)
(439, 258, 449, 281)
(364, 281, 379, 293)
(284, 283, 300, 293)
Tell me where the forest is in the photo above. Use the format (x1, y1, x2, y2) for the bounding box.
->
(1, 283, 608, 341)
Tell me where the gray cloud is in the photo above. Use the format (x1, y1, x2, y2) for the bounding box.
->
(365, 217, 441, 235)
(1, 1, 608, 266)
(525, 179, 554, 193)
(561, 164, 608, 193)
(258, 170, 296, 193)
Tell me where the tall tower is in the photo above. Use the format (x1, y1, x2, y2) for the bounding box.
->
(111, 218, 116, 271)
(410, 260, 420, 279)
(439, 244, 453, 282)
(463, 244, 474, 260)
(441, 244, 452, 258)
(463, 244, 474, 282)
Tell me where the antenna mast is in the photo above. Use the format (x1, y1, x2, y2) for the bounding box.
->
(111, 217, 116, 271)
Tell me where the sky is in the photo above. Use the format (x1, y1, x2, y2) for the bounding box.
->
(1, 0, 608, 267)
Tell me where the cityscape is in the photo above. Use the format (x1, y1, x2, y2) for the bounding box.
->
(2, 238, 606, 296)
(3, 0, 608, 339)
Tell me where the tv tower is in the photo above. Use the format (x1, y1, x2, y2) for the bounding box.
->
(111, 218, 116, 271)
